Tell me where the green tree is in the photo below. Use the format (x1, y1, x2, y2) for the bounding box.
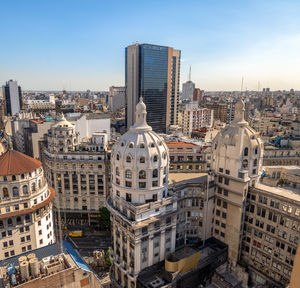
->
(98, 207, 110, 230)
(105, 247, 112, 266)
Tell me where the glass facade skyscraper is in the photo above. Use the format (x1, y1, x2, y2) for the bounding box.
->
(125, 43, 180, 133)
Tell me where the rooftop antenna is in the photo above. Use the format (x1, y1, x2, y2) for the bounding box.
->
(188, 65, 191, 82)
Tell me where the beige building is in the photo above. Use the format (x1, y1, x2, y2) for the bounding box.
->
(0, 149, 55, 260)
(166, 141, 208, 173)
(42, 114, 109, 226)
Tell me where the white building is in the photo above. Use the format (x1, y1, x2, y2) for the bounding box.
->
(107, 98, 177, 287)
(182, 107, 214, 136)
(109, 86, 125, 113)
(0, 148, 55, 259)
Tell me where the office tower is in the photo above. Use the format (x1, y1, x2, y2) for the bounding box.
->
(2, 80, 22, 116)
(0, 147, 55, 259)
(43, 114, 108, 226)
(125, 43, 181, 133)
(107, 99, 177, 287)
(182, 81, 195, 102)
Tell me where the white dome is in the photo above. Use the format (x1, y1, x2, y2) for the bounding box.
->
(53, 113, 74, 128)
(111, 98, 169, 204)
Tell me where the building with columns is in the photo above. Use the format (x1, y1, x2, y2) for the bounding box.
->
(107, 98, 177, 287)
(0, 148, 55, 259)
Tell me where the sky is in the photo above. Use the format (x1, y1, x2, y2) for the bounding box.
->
(1, 0, 300, 91)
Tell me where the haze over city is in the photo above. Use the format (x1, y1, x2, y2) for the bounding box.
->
(1, 0, 300, 91)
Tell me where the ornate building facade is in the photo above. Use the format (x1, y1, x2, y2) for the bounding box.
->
(43, 114, 109, 226)
(0, 149, 55, 259)
(107, 98, 177, 287)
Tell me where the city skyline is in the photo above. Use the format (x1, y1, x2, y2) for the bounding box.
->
(1, 0, 300, 91)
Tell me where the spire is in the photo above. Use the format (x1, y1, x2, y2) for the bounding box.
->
(233, 99, 247, 124)
(131, 97, 152, 131)
(189, 65, 191, 82)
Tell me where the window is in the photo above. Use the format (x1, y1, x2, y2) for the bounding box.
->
(139, 170, 146, 179)
(222, 212, 227, 219)
(224, 178, 229, 185)
(244, 147, 248, 156)
(116, 154, 120, 160)
(139, 182, 146, 189)
(224, 190, 229, 196)
(225, 170, 230, 175)
(218, 176, 223, 183)
(242, 159, 248, 168)
(125, 181, 132, 188)
(7, 218, 13, 227)
(126, 193, 132, 202)
(152, 169, 158, 178)
(23, 185, 28, 194)
(116, 167, 120, 176)
(153, 194, 157, 201)
(31, 182, 36, 192)
(140, 143, 145, 148)
(152, 181, 158, 187)
(125, 170, 132, 179)
(223, 202, 227, 209)
(12, 187, 19, 197)
(126, 156, 131, 163)
(216, 209, 220, 216)
(16, 216, 21, 225)
(219, 168, 223, 173)
(253, 159, 257, 167)
(3, 187, 9, 198)
(129, 143, 134, 148)
(153, 155, 158, 162)
(140, 156, 145, 163)
(217, 199, 221, 206)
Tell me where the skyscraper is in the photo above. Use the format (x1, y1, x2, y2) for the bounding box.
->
(2, 80, 22, 116)
(125, 43, 180, 133)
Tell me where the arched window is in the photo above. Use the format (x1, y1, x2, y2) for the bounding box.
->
(153, 155, 158, 162)
(253, 159, 257, 167)
(74, 197, 78, 202)
(140, 143, 145, 148)
(153, 169, 158, 178)
(125, 170, 132, 179)
(121, 142, 125, 147)
(242, 159, 248, 169)
(116, 167, 120, 176)
(12, 187, 19, 197)
(244, 147, 249, 156)
(140, 156, 145, 163)
(116, 154, 120, 160)
(12, 175, 16, 181)
(3, 187, 9, 198)
(139, 170, 146, 179)
(0, 220, 3, 228)
(16, 216, 22, 225)
(38, 179, 41, 188)
(67, 139, 71, 145)
(129, 143, 134, 148)
(126, 156, 131, 163)
(23, 185, 28, 194)
(150, 143, 155, 148)
(7, 218, 13, 227)
(31, 182, 36, 192)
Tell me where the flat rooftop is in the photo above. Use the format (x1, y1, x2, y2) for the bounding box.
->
(255, 183, 300, 202)
(169, 172, 208, 185)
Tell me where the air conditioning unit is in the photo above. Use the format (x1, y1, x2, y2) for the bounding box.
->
(150, 276, 165, 288)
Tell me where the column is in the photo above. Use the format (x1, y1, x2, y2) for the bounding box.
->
(134, 239, 141, 275)
(159, 231, 165, 261)
(148, 234, 154, 266)
(171, 225, 176, 253)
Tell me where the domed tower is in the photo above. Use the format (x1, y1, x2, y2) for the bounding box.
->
(46, 114, 79, 153)
(212, 99, 263, 266)
(0, 149, 55, 259)
(107, 98, 177, 288)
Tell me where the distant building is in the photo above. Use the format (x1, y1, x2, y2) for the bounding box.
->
(193, 88, 203, 105)
(109, 86, 125, 113)
(125, 43, 181, 133)
(205, 102, 227, 123)
(182, 80, 195, 102)
(2, 80, 22, 116)
(182, 107, 213, 137)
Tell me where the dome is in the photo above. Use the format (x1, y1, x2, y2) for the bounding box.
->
(53, 113, 74, 128)
(111, 98, 169, 204)
(0, 150, 41, 176)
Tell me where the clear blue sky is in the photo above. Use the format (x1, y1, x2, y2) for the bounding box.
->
(1, 0, 300, 91)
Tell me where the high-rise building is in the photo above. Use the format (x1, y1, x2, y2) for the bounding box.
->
(0, 147, 55, 259)
(193, 88, 203, 105)
(125, 43, 181, 133)
(2, 80, 22, 116)
(181, 81, 195, 102)
(107, 98, 177, 287)
(109, 86, 126, 113)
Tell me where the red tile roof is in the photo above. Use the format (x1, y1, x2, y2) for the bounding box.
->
(166, 141, 198, 147)
(0, 150, 41, 176)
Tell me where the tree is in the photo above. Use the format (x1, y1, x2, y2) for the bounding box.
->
(98, 207, 110, 230)
(105, 247, 112, 266)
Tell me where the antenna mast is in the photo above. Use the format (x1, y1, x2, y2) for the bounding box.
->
(189, 65, 191, 82)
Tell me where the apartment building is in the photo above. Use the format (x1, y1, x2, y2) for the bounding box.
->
(42, 114, 109, 226)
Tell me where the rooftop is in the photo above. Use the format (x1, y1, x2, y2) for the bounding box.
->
(0, 150, 41, 176)
(169, 172, 208, 185)
(166, 141, 198, 147)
